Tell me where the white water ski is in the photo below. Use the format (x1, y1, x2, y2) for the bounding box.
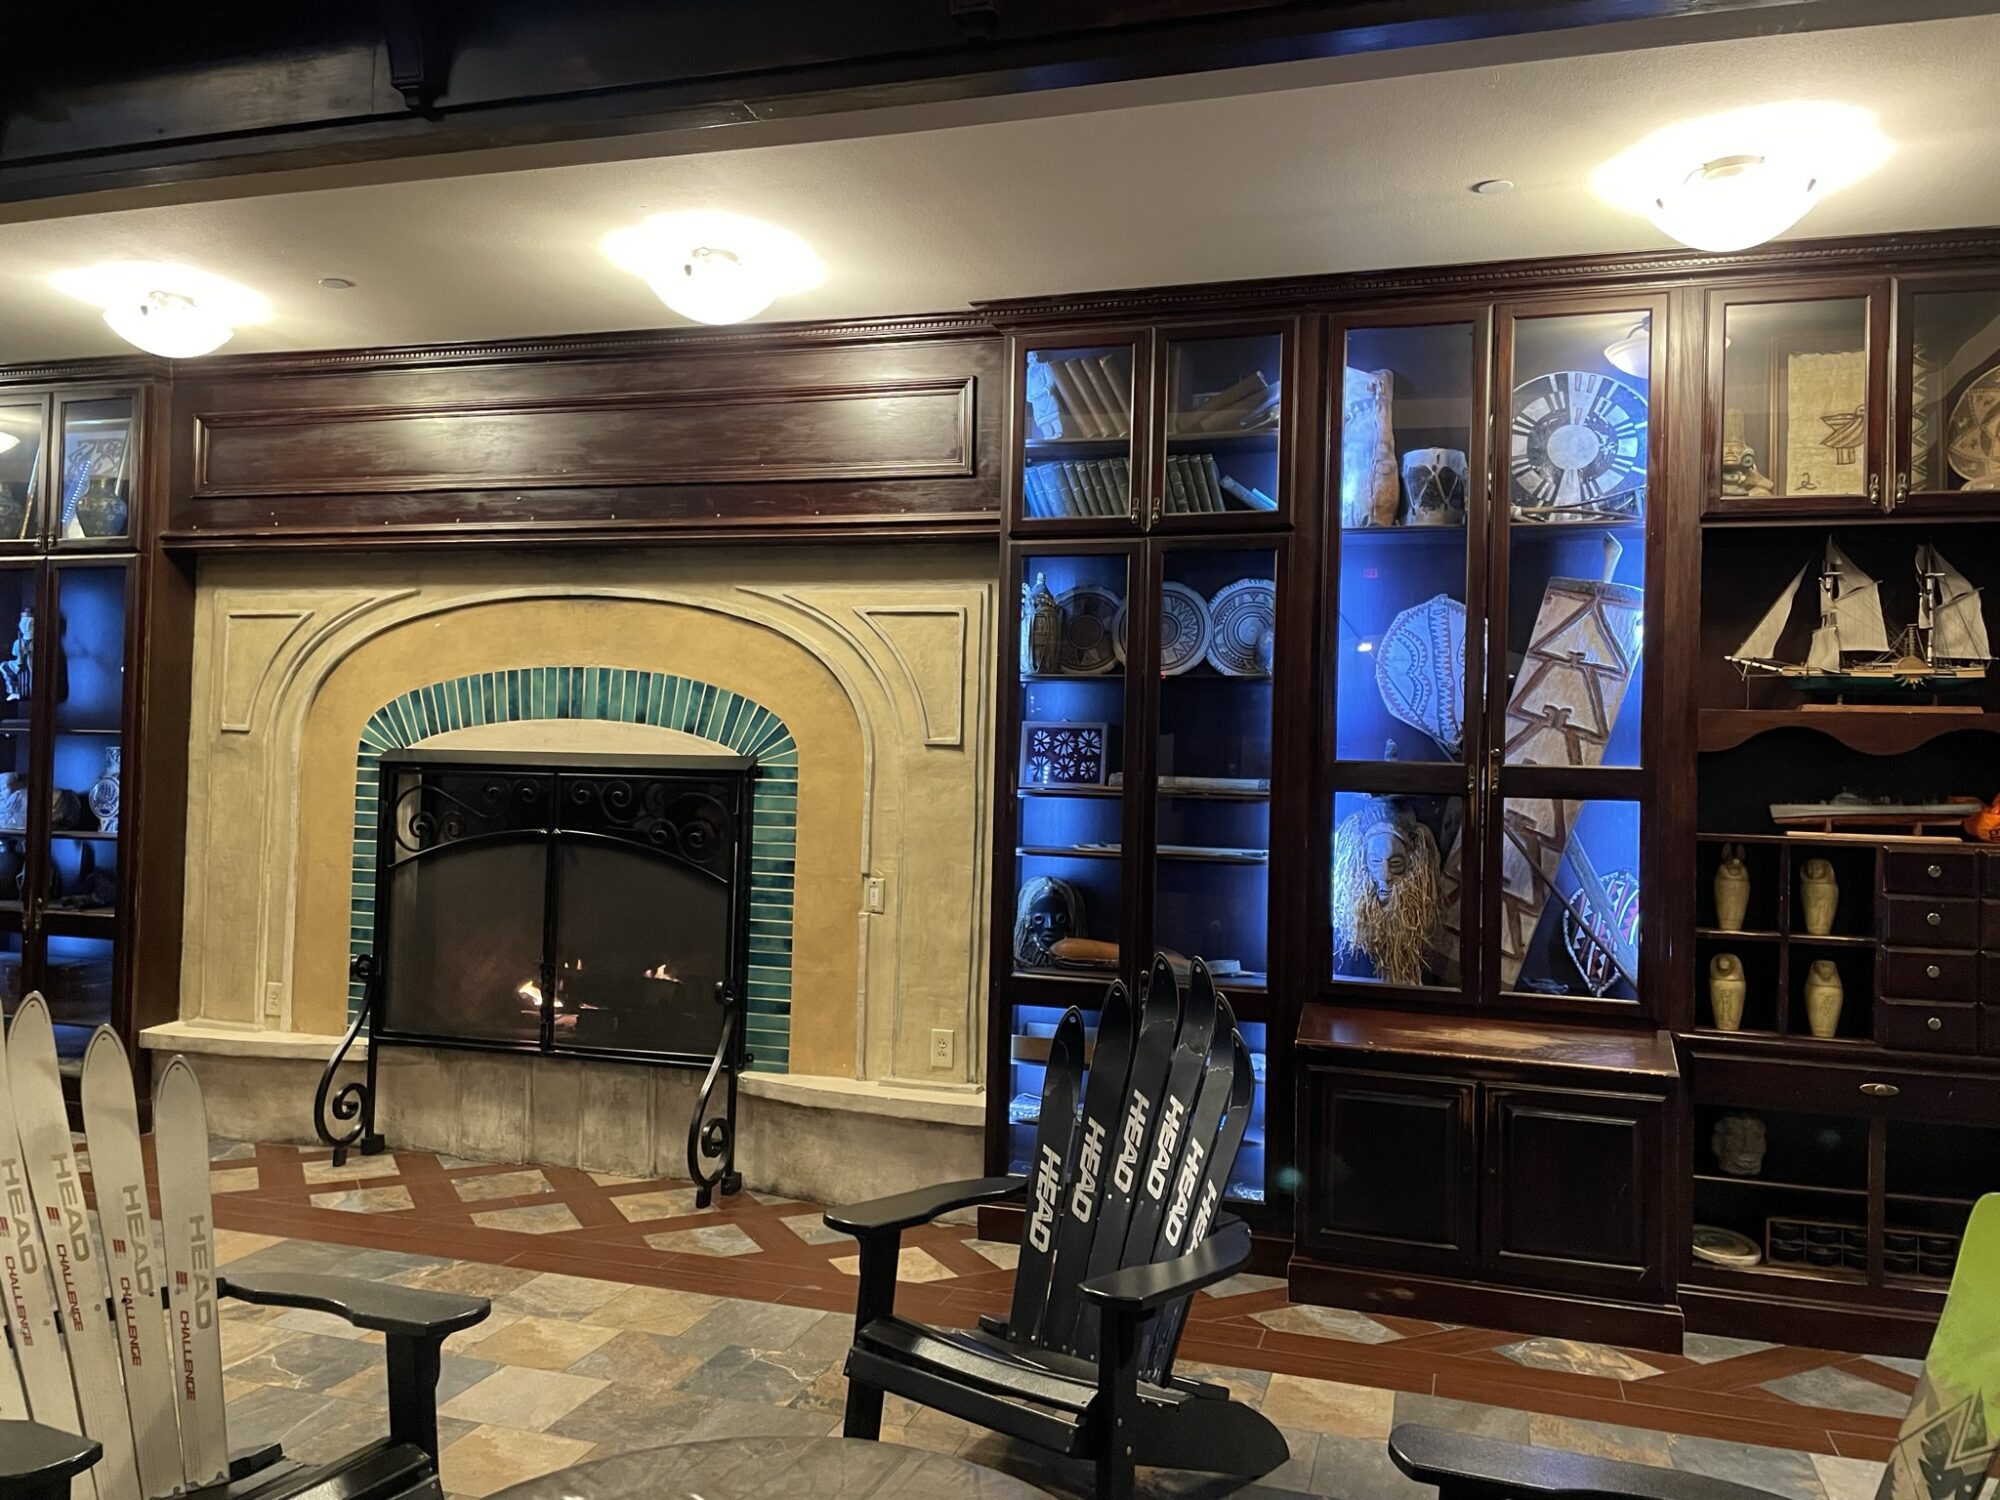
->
(154, 1056, 228, 1489)
(81, 1028, 185, 1497)
(0, 1007, 86, 1451)
(8, 996, 141, 1500)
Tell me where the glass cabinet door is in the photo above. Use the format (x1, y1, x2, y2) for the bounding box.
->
(47, 562, 128, 940)
(1901, 277, 2000, 509)
(1707, 286, 1884, 514)
(1489, 302, 1659, 1008)
(1018, 339, 1144, 528)
(1159, 330, 1286, 526)
(0, 401, 47, 550)
(53, 394, 136, 548)
(1328, 316, 1485, 1000)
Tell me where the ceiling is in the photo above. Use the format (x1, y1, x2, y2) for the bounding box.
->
(3, 10, 1998, 362)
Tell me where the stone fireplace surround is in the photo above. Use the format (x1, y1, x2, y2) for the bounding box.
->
(143, 543, 997, 1205)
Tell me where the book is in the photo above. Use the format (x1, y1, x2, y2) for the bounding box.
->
(1091, 351, 1134, 437)
(1050, 462, 1086, 517)
(1234, 380, 1281, 429)
(1220, 475, 1278, 512)
(1178, 372, 1265, 434)
(1165, 454, 1193, 515)
(1044, 358, 1105, 439)
(1200, 454, 1227, 512)
(1196, 372, 1270, 432)
(1078, 355, 1128, 438)
(1076, 459, 1113, 517)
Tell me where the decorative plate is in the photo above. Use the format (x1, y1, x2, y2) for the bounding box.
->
(1691, 1225, 1762, 1268)
(1113, 582, 1211, 675)
(1947, 363, 2000, 490)
(1056, 584, 1122, 674)
(1375, 593, 1467, 758)
(1510, 370, 1649, 514)
(1205, 578, 1277, 676)
(1561, 865, 1640, 998)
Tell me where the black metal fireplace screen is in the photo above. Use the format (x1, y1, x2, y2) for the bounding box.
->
(317, 748, 756, 1201)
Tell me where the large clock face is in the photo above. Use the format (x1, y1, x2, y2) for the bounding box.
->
(1510, 370, 1649, 512)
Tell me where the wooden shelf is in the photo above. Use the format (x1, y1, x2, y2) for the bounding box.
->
(1018, 786, 1120, 799)
(1020, 671, 1122, 682)
(1696, 927, 1781, 943)
(1692, 1172, 1865, 1198)
(1700, 708, 2000, 755)
(1789, 933, 1876, 948)
(1016, 845, 1268, 864)
(1164, 427, 1280, 448)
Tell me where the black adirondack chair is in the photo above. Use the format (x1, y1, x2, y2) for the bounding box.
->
(826, 955, 1287, 1500)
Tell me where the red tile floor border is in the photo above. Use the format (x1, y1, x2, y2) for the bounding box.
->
(206, 1141, 1910, 1461)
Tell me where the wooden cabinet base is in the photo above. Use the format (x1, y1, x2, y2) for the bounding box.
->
(1287, 1255, 1685, 1354)
(1680, 1284, 1936, 1360)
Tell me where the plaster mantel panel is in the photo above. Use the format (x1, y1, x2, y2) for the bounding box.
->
(179, 546, 994, 1093)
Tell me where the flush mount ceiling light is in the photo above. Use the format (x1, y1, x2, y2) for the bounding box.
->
(602, 210, 824, 325)
(1592, 102, 1893, 254)
(50, 261, 271, 358)
(0, 435, 16, 456)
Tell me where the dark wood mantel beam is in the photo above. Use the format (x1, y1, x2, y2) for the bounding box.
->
(0, 0, 1970, 209)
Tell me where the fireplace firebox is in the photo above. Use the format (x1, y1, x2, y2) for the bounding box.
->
(318, 748, 756, 1198)
(371, 749, 754, 1064)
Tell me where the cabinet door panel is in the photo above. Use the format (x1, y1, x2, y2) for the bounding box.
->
(1483, 1084, 1662, 1293)
(1300, 1066, 1475, 1274)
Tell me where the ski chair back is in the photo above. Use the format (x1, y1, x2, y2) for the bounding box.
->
(828, 956, 1286, 1500)
(1391, 1192, 2000, 1500)
(0, 994, 491, 1500)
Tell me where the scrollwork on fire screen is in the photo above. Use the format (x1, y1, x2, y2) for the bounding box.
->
(561, 777, 737, 876)
(391, 773, 550, 854)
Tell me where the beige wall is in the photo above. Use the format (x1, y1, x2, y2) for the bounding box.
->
(178, 544, 996, 1087)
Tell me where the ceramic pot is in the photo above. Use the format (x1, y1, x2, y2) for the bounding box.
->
(1401, 448, 1468, 527)
(1713, 843, 1751, 932)
(1340, 367, 1400, 527)
(1800, 858, 1838, 937)
(1804, 959, 1844, 1039)
(88, 746, 120, 834)
(1708, 953, 1747, 1032)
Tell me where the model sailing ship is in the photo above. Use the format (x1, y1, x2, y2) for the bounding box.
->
(1728, 540, 1991, 699)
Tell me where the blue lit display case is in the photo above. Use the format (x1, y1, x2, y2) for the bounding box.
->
(1325, 299, 1665, 1014)
(994, 531, 1295, 1213)
(0, 384, 147, 1075)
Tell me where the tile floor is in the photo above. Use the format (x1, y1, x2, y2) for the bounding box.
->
(197, 1141, 1913, 1500)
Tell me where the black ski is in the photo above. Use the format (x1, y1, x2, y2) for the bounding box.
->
(1007, 1005, 1086, 1342)
(1146, 1024, 1256, 1377)
(1066, 953, 1182, 1356)
(1034, 978, 1136, 1353)
(1117, 958, 1222, 1276)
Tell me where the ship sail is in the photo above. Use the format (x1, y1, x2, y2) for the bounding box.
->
(1826, 542, 1890, 655)
(1806, 624, 1841, 672)
(1924, 545, 1992, 662)
(1730, 562, 1809, 664)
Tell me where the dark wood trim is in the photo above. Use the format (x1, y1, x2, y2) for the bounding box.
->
(1287, 1254, 1686, 1352)
(1678, 1282, 1934, 1359)
(162, 516, 1003, 552)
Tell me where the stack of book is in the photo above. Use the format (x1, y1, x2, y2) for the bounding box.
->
(1172, 372, 1280, 434)
(1162, 453, 1277, 514)
(1027, 350, 1134, 439)
(1025, 458, 1130, 517)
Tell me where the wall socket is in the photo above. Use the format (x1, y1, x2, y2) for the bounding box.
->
(930, 1028, 954, 1068)
(263, 981, 284, 1020)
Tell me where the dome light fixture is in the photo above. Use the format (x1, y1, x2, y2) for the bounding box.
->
(603, 210, 825, 325)
(0, 434, 17, 456)
(1593, 102, 1893, 254)
(50, 261, 271, 358)
(1603, 320, 1651, 379)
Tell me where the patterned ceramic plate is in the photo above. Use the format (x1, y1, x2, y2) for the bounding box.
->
(1948, 363, 2000, 489)
(1561, 865, 1640, 998)
(1205, 579, 1276, 676)
(1510, 369, 1648, 513)
(1116, 582, 1211, 674)
(1056, 584, 1123, 674)
(1691, 1225, 1761, 1267)
(1375, 593, 1468, 758)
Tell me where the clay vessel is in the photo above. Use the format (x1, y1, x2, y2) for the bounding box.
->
(1800, 858, 1839, 937)
(1804, 959, 1844, 1039)
(1713, 843, 1751, 932)
(1708, 953, 1747, 1032)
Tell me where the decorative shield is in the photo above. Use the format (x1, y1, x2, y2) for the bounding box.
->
(1562, 865, 1641, 997)
(1375, 593, 1467, 758)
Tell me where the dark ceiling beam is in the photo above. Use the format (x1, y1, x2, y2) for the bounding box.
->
(0, 0, 1951, 207)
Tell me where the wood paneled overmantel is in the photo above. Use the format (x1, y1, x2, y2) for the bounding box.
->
(163, 312, 1004, 549)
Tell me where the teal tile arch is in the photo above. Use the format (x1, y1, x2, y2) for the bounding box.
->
(349, 667, 796, 1072)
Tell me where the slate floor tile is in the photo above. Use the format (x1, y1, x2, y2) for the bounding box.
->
(437, 1424, 596, 1499)
(470, 1203, 583, 1235)
(583, 1285, 721, 1337)
(1252, 1305, 1401, 1345)
(1496, 1337, 1664, 1382)
(643, 1222, 759, 1256)
(224, 1330, 386, 1393)
(453, 1169, 555, 1203)
(439, 1365, 609, 1431)
(460, 1314, 618, 1371)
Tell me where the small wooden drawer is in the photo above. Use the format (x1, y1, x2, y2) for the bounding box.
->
(1986, 854, 2000, 899)
(1885, 896, 1981, 949)
(1987, 900, 2000, 952)
(1983, 1004, 2000, 1058)
(1879, 998, 1977, 1055)
(1883, 949, 1981, 1001)
(1886, 851, 1981, 898)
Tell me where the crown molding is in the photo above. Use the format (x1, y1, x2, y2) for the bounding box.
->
(0, 353, 170, 388)
(971, 226, 2000, 325)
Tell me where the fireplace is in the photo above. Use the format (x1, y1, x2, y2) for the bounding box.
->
(369, 749, 754, 1066)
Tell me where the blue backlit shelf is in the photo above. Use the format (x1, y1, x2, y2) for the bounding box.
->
(1018, 786, 1120, 799)
(1020, 672, 1123, 682)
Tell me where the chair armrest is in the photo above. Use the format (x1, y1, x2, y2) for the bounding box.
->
(1078, 1217, 1251, 1315)
(221, 1272, 490, 1339)
(1388, 1425, 1781, 1500)
(824, 1174, 1027, 1239)
(0, 1421, 100, 1493)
